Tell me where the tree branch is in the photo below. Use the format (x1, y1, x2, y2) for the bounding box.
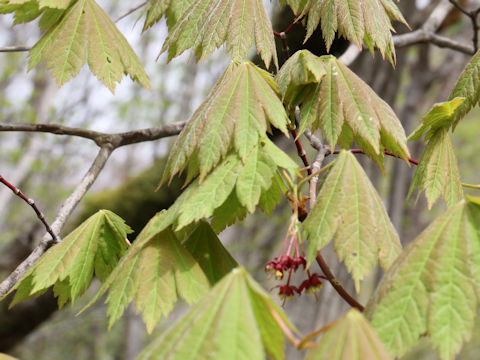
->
(114, 0, 149, 22)
(449, 0, 480, 52)
(0, 146, 113, 298)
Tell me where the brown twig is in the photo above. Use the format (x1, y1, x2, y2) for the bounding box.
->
(0, 175, 60, 244)
(449, 0, 480, 52)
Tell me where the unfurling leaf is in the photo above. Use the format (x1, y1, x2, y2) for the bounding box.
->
(25, 0, 150, 92)
(287, 0, 407, 61)
(8, 210, 132, 307)
(160, 0, 277, 68)
(277, 52, 410, 166)
(449, 50, 480, 128)
(137, 267, 295, 360)
(408, 128, 463, 208)
(81, 213, 209, 333)
(162, 61, 289, 183)
(304, 309, 393, 360)
(303, 150, 401, 292)
(367, 199, 480, 360)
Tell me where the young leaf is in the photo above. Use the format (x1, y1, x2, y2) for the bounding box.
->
(303, 150, 401, 292)
(9, 210, 131, 306)
(162, 61, 289, 183)
(291, 0, 407, 59)
(211, 190, 248, 233)
(27, 0, 150, 92)
(82, 216, 209, 333)
(449, 50, 480, 128)
(408, 128, 463, 209)
(161, 0, 277, 69)
(279, 53, 410, 165)
(183, 221, 238, 285)
(304, 309, 393, 360)
(367, 199, 480, 360)
(408, 97, 466, 141)
(142, 0, 191, 31)
(136, 267, 294, 360)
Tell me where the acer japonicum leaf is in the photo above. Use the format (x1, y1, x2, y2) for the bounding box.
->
(286, 0, 407, 61)
(449, 50, 480, 128)
(162, 61, 289, 184)
(7, 210, 132, 308)
(303, 150, 401, 292)
(137, 267, 295, 360)
(367, 198, 480, 360)
(81, 212, 210, 333)
(304, 309, 393, 360)
(160, 0, 277, 69)
(162, 138, 297, 231)
(20, 0, 150, 92)
(277, 52, 410, 168)
(407, 98, 465, 208)
(142, 0, 191, 31)
(0, 0, 65, 27)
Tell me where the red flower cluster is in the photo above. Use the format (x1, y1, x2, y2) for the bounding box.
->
(271, 273, 327, 300)
(265, 255, 306, 279)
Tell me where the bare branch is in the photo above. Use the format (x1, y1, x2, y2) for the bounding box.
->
(449, 0, 480, 52)
(0, 121, 186, 148)
(0, 146, 113, 298)
(0, 46, 31, 53)
(114, 0, 149, 22)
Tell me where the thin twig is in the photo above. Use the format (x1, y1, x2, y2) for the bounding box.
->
(449, 0, 480, 52)
(0, 175, 60, 243)
(0, 146, 113, 298)
(309, 147, 328, 211)
(114, 0, 149, 22)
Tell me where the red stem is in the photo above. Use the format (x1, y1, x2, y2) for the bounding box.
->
(0, 174, 60, 243)
(334, 149, 419, 166)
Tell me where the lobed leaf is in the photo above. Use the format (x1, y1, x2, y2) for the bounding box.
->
(449, 50, 480, 128)
(304, 309, 393, 360)
(82, 213, 209, 333)
(162, 61, 289, 183)
(26, 0, 150, 92)
(368, 199, 480, 360)
(303, 150, 401, 292)
(142, 0, 192, 31)
(9, 210, 131, 306)
(408, 128, 463, 209)
(161, 0, 277, 69)
(137, 267, 294, 360)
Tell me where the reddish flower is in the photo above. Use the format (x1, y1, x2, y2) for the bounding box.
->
(272, 284, 299, 300)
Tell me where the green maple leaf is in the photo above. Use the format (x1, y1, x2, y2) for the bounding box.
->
(136, 267, 295, 360)
(367, 198, 480, 360)
(82, 213, 209, 333)
(162, 61, 289, 183)
(160, 0, 277, 68)
(277, 52, 410, 166)
(304, 309, 393, 360)
(303, 150, 401, 292)
(183, 221, 238, 285)
(26, 0, 150, 92)
(449, 50, 480, 128)
(142, 0, 192, 31)
(289, 0, 407, 60)
(408, 128, 463, 209)
(8, 210, 132, 307)
(5, 0, 69, 9)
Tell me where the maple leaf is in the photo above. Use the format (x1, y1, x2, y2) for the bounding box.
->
(288, 0, 407, 61)
(26, 0, 150, 92)
(304, 309, 393, 360)
(367, 198, 480, 360)
(81, 213, 210, 333)
(303, 150, 401, 292)
(142, 0, 191, 31)
(136, 267, 295, 360)
(162, 61, 289, 183)
(278, 51, 410, 169)
(449, 50, 480, 128)
(8, 210, 132, 307)
(161, 0, 277, 69)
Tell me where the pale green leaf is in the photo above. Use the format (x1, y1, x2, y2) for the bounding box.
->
(137, 267, 293, 360)
(183, 221, 238, 285)
(142, 0, 192, 31)
(211, 191, 248, 233)
(303, 151, 401, 291)
(9, 210, 131, 306)
(162, 61, 288, 183)
(408, 128, 463, 208)
(368, 200, 480, 360)
(28, 0, 150, 92)
(7, 0, 70, 8)
(449, 50, 480, 128)
(82, 219, 209, 333)
(258, 172, 284, 216)
(305, 309, 393, 360)
(409, 97, 466, 141)
(161, 0, 277, 68)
